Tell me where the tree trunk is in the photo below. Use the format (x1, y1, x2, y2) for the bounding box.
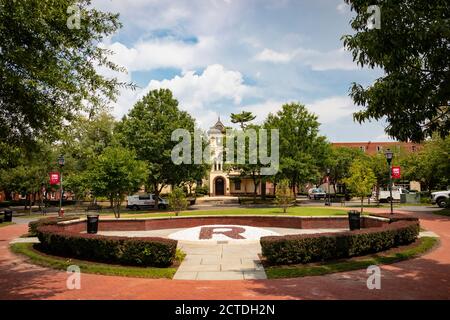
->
(261, 178, 266, 200)
(251, 173, 259, 204)
(360, 197, 364, 214)
(29, 194, 32, 215)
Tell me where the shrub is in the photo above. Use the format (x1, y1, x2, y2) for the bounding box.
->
(36, 225, 177, 267)
(28, 216, 81, 236)
(261, 221, 419, 265)
(195, 185, 209, 196)
(275, 179, 295, 213)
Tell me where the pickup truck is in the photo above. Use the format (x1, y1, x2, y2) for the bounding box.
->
(376, 187, 410, 202)
(431, 190, 450, 208)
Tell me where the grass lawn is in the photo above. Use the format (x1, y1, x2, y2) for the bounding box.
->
(11, 243, 177, 279)
(431, 208, 450, 217)
(264, 237, 438, 279)
(121, 206, 349, 219)
(0, 222, 15, 228)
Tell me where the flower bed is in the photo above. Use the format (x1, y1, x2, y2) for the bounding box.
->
(260, 220, 419, 265)
(36, 225, 177, 267)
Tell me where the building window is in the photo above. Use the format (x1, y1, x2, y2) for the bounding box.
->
(377, 145, 382, 152)
(359, 146, 366, 152)
(234, 180, 241, 190)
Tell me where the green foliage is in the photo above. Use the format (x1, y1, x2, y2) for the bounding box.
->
(36, 225, 177, 267)
(265, 237, 437, 279)
(400, 134, 450, 191)
(230, 111, 256, 129)
(11, 243, 176, 279)
(329, 146, 367, 192)
(28, 216, 81, 237)
(343, 0, 450, 142)
(195, 185, 209, 196)
(86, 146, 148, 218)
(0, 0, 132, 148)
(344, 159, 377, 213)
(264, 103, 331, 190)
(275, 179, 295, 213)
(168, 187, 188, 216)
(261, 221, 419, 265)
(117, 89, 202, 205)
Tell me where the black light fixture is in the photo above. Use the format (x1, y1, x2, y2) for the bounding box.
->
(384, 149, 394, 215)
(58, 155, 65, 167)
(325, 168, 331, 206)
(384, 149, 393, 164)
(57, 155, 65, 217)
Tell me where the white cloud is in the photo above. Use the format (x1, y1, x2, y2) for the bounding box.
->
(145, 64, 251, 110)
(254, 47, 358, 70)
(233, 96, 357, 128)
(336, 3, 348, 14)
(99, 37, 216, 72)
(254, 48, 294, 63)
(306, 96, 357, 124)
(108, 64, 253, 129)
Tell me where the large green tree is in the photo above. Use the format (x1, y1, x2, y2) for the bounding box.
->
(344, 159, 377, 214)
(401, 135, 450, 191)
(0, 0, 131, 149)
(343, 0, 450, 142)
(230, 111, 256, 129)
(328, 146, 366, 194)
(264, 103, 331, 194)
(86, 146, 148, 218)
(117, 89, 199, 206)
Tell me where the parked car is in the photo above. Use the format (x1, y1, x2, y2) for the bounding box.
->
(126, 194, 168, 210)
(377, 187, 413, 202)
(308, 188, 327, 200)
(431, 190, 450, 208)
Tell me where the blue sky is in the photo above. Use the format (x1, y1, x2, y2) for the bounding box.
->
(93, 0, 391, 142)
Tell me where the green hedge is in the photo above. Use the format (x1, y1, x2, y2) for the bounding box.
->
(261, 221, 419, 265)
(28, 216, 81, 236)
(36, 225, 177, 267)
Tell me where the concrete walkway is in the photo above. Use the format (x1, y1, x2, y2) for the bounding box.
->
(174, 242, 265, 280)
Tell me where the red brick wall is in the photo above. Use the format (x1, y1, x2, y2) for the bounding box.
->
(332, 141, 421, 155)
(56, 216, 390, 233)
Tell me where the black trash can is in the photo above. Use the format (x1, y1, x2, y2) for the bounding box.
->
(87, 214, 99, 234)
(3, 210, 13, 222)
(348, 210, 361, 231)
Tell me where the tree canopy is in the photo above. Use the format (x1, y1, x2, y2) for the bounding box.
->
(230, 111, 256, 129)
(343, 0, 450, 142)
(117, 89, 203, 203)
(0, 0, 131, 149)
(265, 103, 331, 192)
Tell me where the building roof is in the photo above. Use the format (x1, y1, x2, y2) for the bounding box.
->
(208, 117, 226, 134)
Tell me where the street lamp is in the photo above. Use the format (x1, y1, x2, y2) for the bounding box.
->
(58, 155, 65, 217)
(325, 168, 331, 206)
(384, 149, 394, 215)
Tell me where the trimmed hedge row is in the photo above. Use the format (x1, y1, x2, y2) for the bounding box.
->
(36, 225, 177, 267)
(261, 220, 419, 265)
(28, 216, 81, 236)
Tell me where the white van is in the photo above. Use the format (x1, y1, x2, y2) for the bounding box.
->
(126, 194, 168, 210)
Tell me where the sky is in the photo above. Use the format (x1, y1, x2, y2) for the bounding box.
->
(92, 0, 393, 142)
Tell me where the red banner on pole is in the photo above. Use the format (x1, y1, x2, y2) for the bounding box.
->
(391, 166, 401, 179)
(49, 172, 60, 185)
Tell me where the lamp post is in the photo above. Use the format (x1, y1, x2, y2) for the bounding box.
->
(58, 155, 65, 217)
(384, 149, 394, 215)
(326, 168, 331, 206)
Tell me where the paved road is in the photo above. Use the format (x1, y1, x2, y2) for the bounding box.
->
(0, 208, 448, 300)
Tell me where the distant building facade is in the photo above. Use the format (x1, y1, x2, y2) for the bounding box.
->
(332, 141, 421, 155)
